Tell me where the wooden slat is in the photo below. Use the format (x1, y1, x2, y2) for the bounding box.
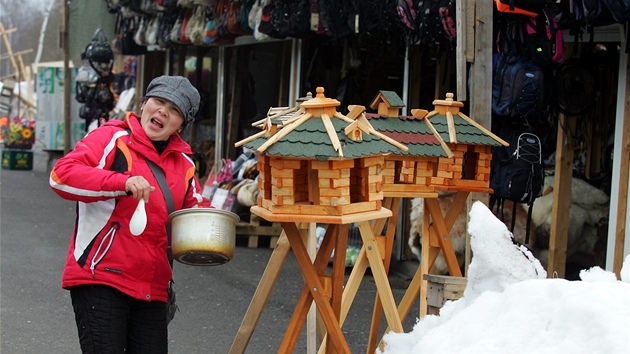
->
(0, 23, 19, 79)
(333, 111, 354, 123)
(234, 129, 266, 147)
(321, 113, 343, 157)
(256, 113, 312, 153)
(356, 113, 409, 151)
(251, 206, 391, 224)
(446, 111, 458, 143)
(345, 104, 366, 120)
(423, 116, 455, 158)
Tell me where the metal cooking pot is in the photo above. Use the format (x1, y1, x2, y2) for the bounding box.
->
(168, 208, 239, 266)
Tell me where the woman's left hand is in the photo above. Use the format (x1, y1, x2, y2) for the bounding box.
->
(125, 176, 156, 202)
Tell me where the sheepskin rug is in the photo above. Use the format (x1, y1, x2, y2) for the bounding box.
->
(408, 177, 609, 276)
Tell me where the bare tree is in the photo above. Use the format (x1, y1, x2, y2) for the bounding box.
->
(0, 0, 63, 79)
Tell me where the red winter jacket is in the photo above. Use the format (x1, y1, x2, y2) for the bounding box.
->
(50, 113, 206, 302)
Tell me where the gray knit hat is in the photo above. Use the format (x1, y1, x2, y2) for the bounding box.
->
(145, 76, 200, 126)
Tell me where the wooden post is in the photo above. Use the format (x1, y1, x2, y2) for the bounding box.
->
(613, 57, 630, 277)
(548, 113, 575, 278)
(469, 0, 492, 128)
(0, 23, 19, 81)
(466, 0, 493, 274)
(455, 0, 471, 101)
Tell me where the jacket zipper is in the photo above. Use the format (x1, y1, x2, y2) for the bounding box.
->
(90, 225, 118, 278)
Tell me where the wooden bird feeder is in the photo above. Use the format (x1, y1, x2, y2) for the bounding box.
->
(235, 87, 411, 219)
(368, 91, 508, 196)
(231, 90, 509, 354)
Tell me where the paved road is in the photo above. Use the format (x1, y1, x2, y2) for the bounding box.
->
(1, 151, 419, 353)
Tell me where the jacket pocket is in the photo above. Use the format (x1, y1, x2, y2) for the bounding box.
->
(89, 222, 120, 278)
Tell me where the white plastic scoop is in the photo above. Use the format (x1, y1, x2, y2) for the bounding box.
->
(129, 198, 147, 236)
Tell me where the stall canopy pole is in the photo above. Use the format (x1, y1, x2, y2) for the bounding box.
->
(402, 43, 410, 116)
(63, 0, 71, 154)
(289, 38, 302, 104)
(215, 45, 226, 162)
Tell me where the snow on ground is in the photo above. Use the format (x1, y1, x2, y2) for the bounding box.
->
(380, 201, 630, 354)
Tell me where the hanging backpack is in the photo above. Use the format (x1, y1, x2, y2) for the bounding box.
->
(489, 125, 544, 243)
(492, 53, 545, 119)
(553, 59, 598, 116)
(494, 0, 553, 17)
(601, 0, 630, 22)
(519, 7, 566, 67)
(417, 0, 457, 47)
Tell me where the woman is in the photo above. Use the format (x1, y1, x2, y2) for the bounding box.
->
(50, 75, 209, 353)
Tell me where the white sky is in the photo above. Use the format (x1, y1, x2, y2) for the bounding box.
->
(380, 201, 630, 354)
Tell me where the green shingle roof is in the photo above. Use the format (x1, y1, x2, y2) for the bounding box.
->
(377, 91, 406, 108)
(430, 113, 505, 146)
(242, 115, 404, 160)
(367, 114, 449, 157)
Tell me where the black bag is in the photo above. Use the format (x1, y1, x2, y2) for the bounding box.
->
(553, 59, 597, 116)
(118, 16, 148, 56)
(166, 280, 178, 324)
(316, 0, 356, 38)
(489, 125, 544, 243)
(490, 128, 543, 204)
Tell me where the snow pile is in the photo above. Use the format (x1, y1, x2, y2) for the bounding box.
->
(380, 201, 630, 354)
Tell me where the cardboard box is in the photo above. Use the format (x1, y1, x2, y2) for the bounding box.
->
(35, 66, 84, 151)
(1, 150, 33, 170)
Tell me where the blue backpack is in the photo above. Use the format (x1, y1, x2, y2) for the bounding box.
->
(601, 0, 630, 22)
(492, 53, 545, 119)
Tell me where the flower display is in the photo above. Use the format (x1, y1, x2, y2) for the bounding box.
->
(1, 116, 35, 149)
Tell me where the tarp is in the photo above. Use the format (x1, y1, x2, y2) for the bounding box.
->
(69, 1, 116, 64)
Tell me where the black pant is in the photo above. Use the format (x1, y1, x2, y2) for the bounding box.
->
(70, 284, 168, 354)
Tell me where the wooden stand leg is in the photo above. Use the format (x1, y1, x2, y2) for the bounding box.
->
(377, 192, 470, 349)
(279, 223, 351, 354)
(419, 192, 469, 316)
(366, 197, 400, 354)
(425, 199, 463, 277)
(420, 200, 432, 318)
(317, 240, 370, 354)
(280, 225, 337, 352)
(357, 221, 403, 333)
(229, 231, 291, 354)
(394, 247, 440, 320)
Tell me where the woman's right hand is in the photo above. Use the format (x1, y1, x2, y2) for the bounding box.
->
(125, 176, 156, 202)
